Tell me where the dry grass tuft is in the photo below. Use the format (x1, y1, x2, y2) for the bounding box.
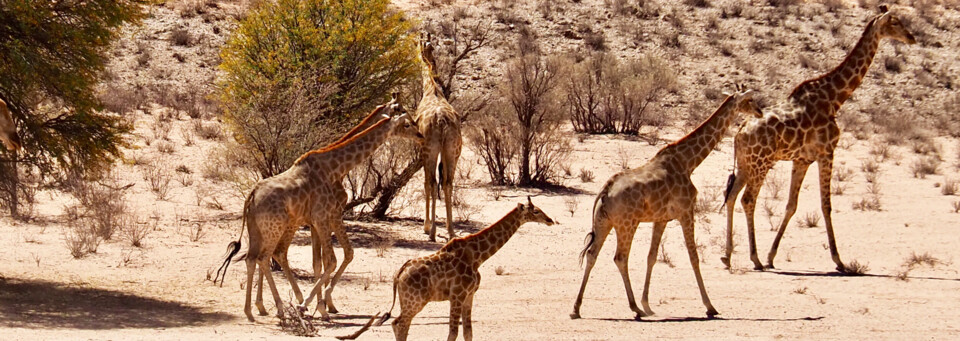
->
(564, 196, 580, 217)
(942, 178, 958, 196)
(800, 212, 820, 228)
(374, 237, 394, 258)
(911, 156, 941, 179)
(843, 260, 869, 276)
(579, 168, 595, 183)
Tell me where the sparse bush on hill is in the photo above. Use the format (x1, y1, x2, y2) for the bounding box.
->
(217, 0, 416, 178)
(561, 52, 676, 136)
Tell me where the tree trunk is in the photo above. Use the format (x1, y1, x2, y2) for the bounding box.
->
(370, 154, 424, 220)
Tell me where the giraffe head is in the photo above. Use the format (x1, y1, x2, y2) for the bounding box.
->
(874, 5, 916, 45)
(419, 32, 437, 71)
(517, 196, 556, 226)
(386, 92, 423, 141)
(724, 85, 763, 119)
(0, 98, 22, 151)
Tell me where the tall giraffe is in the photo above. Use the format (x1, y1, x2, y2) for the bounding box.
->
(571, 88, 763, 320)
(416, 33, 463, 242)
(721, 6, 915, 273)
(0, 99, 23, 151)
(216, 98, 421, 322)
(340, 197, 555, 341)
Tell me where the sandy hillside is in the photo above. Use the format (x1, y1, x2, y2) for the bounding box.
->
(3, 0, 960, 340)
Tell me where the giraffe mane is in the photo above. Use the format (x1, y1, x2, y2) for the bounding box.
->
(293, 115, 391, 164)
(330, 103, 390, 145)
(788, 13, 881, 98)
(662, 94, 736, 150)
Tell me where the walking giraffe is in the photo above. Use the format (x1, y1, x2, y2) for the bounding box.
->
(571, 87, 763, 320)
(416, 33, 463, 242)
(215, 97, 422, 322)
(721, 6, 916, 272)
(339, 197, 555, 341)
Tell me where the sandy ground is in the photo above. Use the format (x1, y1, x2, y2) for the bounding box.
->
(4, 0, 960, 340)
(3, 124, 960, 340)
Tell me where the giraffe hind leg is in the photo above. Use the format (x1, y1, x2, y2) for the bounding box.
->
(571, 217, 613, 319)
(767, 160, 811, 269)
(721, 172, 746, 269)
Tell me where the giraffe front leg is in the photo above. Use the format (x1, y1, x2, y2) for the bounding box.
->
(447, 298, 463, 341)
(640, 221, 666, 318)
(423, 153, 439, 241)
(817, 157, 846, 273)
(680, 214, 718, 318)
(462, 292, 474, 341)
(767, 161, 811, 269)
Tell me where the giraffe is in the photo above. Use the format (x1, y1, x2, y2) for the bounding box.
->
(720, 6, 915, 273)
(339, 197, 555, 341)
(571, 87, 763, 320)
(416, 32, 463, 242)
(215, 97, 422, 322)
(0, 98, 23, 151)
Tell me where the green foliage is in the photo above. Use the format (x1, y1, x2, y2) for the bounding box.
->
(217, 0, 417, 177)
(0, 1, 144, 216)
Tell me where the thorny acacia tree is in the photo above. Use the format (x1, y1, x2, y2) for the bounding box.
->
(0, 1, 145, 217)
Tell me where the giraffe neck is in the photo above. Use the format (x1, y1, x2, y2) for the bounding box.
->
(658, 95, 740, 174)
(330, 104, 388, 145)
(453, 207, 525, 266)
(791, 15, 881, 108)
(296, 116, 394, 179)
(421, 64, 443, 99)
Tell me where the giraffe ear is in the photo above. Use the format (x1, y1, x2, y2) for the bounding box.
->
(527, 195, 533, 206)
(517, 202, 525, 210)
(879, 5, 888, 13)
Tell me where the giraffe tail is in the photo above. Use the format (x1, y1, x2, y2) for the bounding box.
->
(214, 189, 255, 287)
(578, 189, 606, 267)
(719, 172, 737, 213)
(376, 258, 414, 326)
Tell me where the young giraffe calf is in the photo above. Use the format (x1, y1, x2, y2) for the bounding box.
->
(340, 197, 555, 341)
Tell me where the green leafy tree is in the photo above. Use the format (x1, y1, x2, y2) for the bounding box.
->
(0, 1, 144, 217)
(217, 0, 417, 178)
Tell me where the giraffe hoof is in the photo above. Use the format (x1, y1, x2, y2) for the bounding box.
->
(569, 312, 581, 320)
(765, 263, 776, 270)
(633, 313, 646, 321)
(753, 264, 765, 271)
(706, 309, 720, 318)
(836, 264, 847, 274)
(328, 307, 339, 314)
(720, 257, 731, 269)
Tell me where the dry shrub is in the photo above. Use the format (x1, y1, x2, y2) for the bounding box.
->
(904, 252, 943, 269)
(142, 164, 173, 200)
(170, 28, 194, 47)
(100, 83, 143, 115)
(119, 214, 152, 247)
(278, 302, 317, 336)
(64, 173, 128, 241)
(156, 140, 176, 154)
(833, 164, 853, 182)
(883, 55, 902, 73)
(374, 237, 394, 257)
(684, 0, 711, 8)
(953, 200, 960, 213)
(942, 178, 959, 196)
(768, 0, 800, 7)
(193, 119, 223, 140)
(765, 171, 784, 199)
(911, 156, 940, 179)
(562, 52, 676, 136)
(64, 218, 102, 258)
(861, 158, 879, 174)
(467, 105, 517, 185)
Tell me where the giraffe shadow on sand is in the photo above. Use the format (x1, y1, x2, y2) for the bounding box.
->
(0, 277, 231, 329)
(581, 316, 824, 323)
(768, 269, 960, 282)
